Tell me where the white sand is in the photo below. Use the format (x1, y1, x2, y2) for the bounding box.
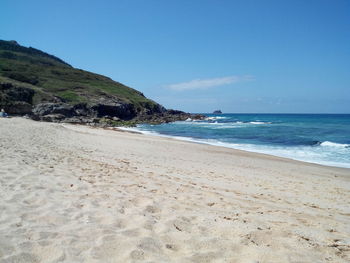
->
(0, 117, 349, 263)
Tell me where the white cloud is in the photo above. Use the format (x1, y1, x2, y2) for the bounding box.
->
(165, 75, 253, 91)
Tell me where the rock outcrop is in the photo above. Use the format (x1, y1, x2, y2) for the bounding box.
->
(90, 98, 137, 119)
(0, 83, 34, 114)
(1, 82, 204, 126)
(0, 40, 205, 126)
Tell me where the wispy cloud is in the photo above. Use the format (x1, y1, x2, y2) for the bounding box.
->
(165, 75, 253, 91)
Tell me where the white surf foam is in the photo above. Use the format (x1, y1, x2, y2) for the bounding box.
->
(320, 141, 349, 148)
(120, 126, 350, 169)
(205, 116, 228, 120)
(249, 121, 272, 124)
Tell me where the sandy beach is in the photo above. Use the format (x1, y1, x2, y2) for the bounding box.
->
(0, 117, 349, 263)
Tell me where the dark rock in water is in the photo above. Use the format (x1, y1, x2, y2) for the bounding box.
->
(213, 110, 222, 114)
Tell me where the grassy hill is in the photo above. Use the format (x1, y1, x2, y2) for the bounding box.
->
(0, 40, 159, 112)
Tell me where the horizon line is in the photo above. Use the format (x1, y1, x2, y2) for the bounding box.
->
(191, 112, 350, 115)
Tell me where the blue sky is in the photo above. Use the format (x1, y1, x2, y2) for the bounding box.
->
(1, 0, 350, 113)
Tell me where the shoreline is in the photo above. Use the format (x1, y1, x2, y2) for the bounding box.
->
(1, 117, 349, 262)
(117, 126, 350, 170)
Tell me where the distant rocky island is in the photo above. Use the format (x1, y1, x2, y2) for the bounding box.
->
(0, 40, 203, 126)
(213, 110, 222, 114)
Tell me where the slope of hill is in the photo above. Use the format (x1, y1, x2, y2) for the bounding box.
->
(0, 40, 200, 125)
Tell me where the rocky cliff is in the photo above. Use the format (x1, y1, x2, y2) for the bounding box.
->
(0, 40, 203, 126)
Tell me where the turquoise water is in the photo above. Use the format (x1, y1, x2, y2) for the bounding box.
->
(132, 114, 350, 168)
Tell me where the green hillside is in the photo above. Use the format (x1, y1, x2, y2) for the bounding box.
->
(0, 40, 159, 112)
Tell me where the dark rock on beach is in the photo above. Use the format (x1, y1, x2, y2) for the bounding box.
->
(0, 81, 204, 126)
(90, 98, 137, 119)
(0, 82, 34, 114)
(33, 103, 74, 117)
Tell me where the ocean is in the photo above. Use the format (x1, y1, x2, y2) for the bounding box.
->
(128, 114, 350, 168)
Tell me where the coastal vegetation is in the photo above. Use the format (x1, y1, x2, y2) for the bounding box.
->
(0, 40, 201, 125)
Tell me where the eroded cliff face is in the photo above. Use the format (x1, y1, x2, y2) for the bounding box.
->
(0, 82, 34, 114)
(0, 82, 203, 126)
